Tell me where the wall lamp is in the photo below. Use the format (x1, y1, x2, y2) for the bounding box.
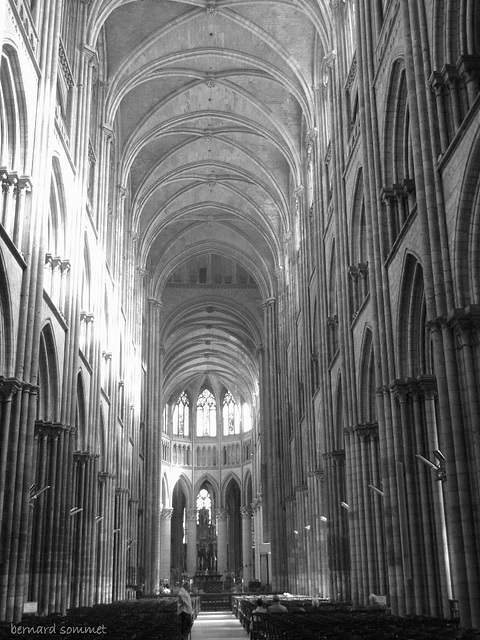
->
(340, 502, 349, 510)
(416, 450, 446, 483)
(30, 485, 50, 501)
(69, 507, 83, 516)
(368, 485, 384, 496)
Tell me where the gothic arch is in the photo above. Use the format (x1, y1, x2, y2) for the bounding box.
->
(76, 372, 87, 451)
(397, 253, 431, 378)
(333, 372, 344, 451)
(37, 322, 60, 423)
(358, 327, 376, 423)
(383, 58, 407, 184)
(0, 44, 29, 173)
(160, 472, 172, 509)
(350, 168, 366, 263)
(194, 474, 219, 507)
(243, 471, 253, 506)
(98, 403, 108, 466)
(432, 0, 480, 68)
(49, 157, 67, 255)
(0, 251, 13, 376)
(221, 473, 241, 505)
(453, 128, 480, 308)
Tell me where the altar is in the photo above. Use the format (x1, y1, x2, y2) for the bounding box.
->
(193, 572, 223, 593)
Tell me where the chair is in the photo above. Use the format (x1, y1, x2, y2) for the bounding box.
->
(250, 612, 266, 640)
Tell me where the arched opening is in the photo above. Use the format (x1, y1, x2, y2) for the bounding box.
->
(195, 480, 218, 577)
(171, 482, 188, 585)
(225, 478, 242, 579)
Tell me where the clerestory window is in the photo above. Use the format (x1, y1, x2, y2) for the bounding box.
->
(196, 389, 216, 437)
(173, 391, 190, 436)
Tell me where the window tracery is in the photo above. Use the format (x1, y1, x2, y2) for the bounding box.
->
(173, 391, 190, 436)
(196, 388, 216, 437)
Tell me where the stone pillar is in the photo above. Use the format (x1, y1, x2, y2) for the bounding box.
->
(186, 509, 197, 576)
(216, 508, 228, 577)
(251, 496, 262, 580)
(145, 298, 163, 593)
(241, 506, 252, 587)
(159, 508, 173, 583)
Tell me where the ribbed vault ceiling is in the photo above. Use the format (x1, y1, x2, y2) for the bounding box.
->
(89, 0, 331, 404)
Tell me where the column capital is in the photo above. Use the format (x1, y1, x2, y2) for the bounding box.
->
(83, 43, 98, 69)
(216, 507, 228, 521)
(102, 123, 115, 141)
(261, 297, 275, 310)
(161, 507, 174, 520)
(390, 379, 409, 399)
(148, 297, 163, 310)
(16, 176, 32, 194)
(98, 471, 115, 484)
(0, 376, 23, 399)
(35, 420, 66, 439)
(251, 494, 262, 510)
(240, 506, 251, 518)
(416, 374, 437, 399)
(186, 508, 197, 521)
(353, 422, 379, 440)
(380, 185, 396, 204)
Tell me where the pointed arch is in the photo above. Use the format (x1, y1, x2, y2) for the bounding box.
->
(196, 387, 217, 437)
(397, 253, 432, 378)
(0, 250, 13, 376)
(37, 322, 60, 423)
(0, 44, 29, 172)
(76, 371, 87, 450)
(358, 327, 376, 423)
(454, 127, 480, 308)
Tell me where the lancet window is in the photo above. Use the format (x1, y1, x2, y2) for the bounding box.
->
(173, 391, 190, 436)
(196, 389, 216, 437)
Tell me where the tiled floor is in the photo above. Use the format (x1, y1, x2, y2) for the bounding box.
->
(191, 611, 249, 639)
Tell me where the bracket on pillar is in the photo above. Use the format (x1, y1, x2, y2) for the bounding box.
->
(416, 450, 446, 482)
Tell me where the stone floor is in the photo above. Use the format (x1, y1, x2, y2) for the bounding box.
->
(191, 611, 248, 640)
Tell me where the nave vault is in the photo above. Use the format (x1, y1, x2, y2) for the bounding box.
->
(0, 0, 480, 629)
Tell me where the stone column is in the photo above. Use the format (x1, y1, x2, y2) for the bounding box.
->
(186, 509, 197, 576)
(159, 508, 173, 583)
(145, 298, 163, 593)
(241, 506, 252, 587)
(216, 508, 228, 577)
(251, 496, 262, 581)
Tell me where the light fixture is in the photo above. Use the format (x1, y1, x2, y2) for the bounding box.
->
(340, 502, 349, 510)
(30, 486, 50, 501)
(368, 485, 384, 496)
(95, 516, 103, 523)
(293, 530, 299, 535)
(416, 450, 446, 482)
(305, 525, 311, 531)
(320, 516, 327, 522)
(69, 507, 83, 516)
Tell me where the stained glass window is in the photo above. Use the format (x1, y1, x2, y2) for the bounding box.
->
(173, 391, 189, 436)
(196, 389, 216, 436)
